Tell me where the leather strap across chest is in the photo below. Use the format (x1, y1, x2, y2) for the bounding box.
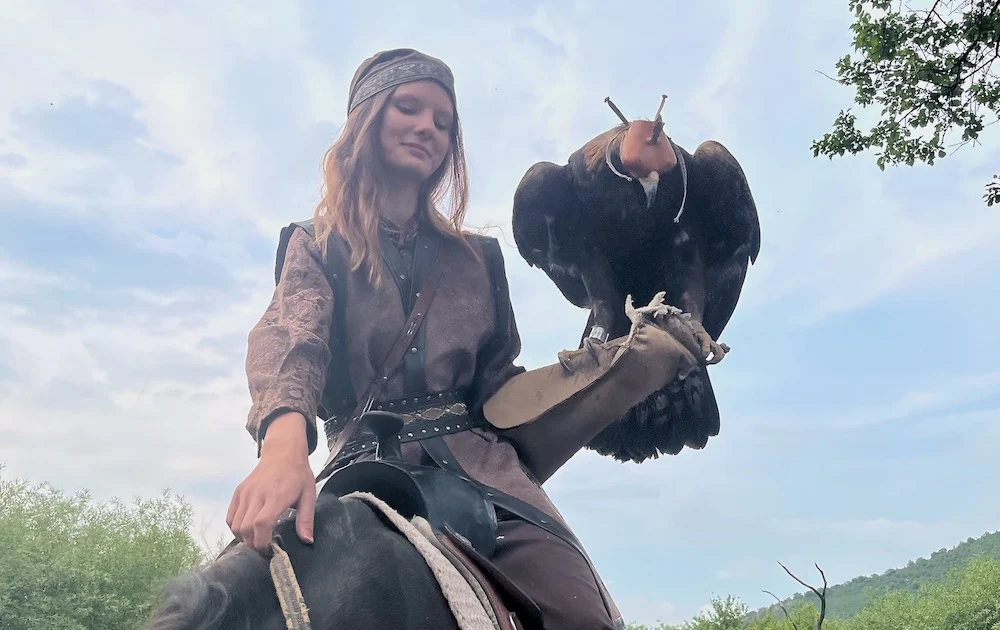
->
(378, 224, 441, 395)
(315, 248, 446, 483)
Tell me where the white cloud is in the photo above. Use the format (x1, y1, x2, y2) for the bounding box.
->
(833, 370, 1000, 430)
(0, 1, 325, 222)
(773, 516, 947, 540)
(0, 243, 271, 527)
(685, 0, 771, 139)
(730, 148, 1000, 327)
(0, 257, 67, 291)
(612, 593, 681, 627)
(714, 557, 763, 582)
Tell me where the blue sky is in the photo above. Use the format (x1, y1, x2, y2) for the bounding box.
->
(2, 0, 999, 625)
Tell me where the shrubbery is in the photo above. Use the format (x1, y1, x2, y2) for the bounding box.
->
(628, 557, 1000, 630)
(0, 468, 205, 630)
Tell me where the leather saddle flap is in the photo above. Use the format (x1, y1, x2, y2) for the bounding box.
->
(321, 461, 427, 520)
(321, 459, 499, 558)
(441, 524, 544, 630)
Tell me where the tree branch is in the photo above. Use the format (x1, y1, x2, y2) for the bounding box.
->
(961, 46, 1000, 84)
(777, 561, 829, 630)
(762, 590, 801, 630)
(815, 0, 1000, 204)
(921, 0, 946, 28)
(814, 68, 841, 83)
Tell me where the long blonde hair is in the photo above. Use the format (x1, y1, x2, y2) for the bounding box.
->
(311, 85, 472, 288)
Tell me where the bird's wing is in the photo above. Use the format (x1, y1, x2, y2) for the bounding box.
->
(688, 140, 761, 340)
(511, 160, 590, 307)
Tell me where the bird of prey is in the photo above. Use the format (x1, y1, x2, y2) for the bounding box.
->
(511, 95, 760, 462)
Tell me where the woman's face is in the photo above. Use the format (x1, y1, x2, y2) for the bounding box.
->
(378, 80, 455, 182)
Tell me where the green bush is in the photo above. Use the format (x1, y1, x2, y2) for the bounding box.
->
(627, 558, 1000, 630)
(848, 558, 1000, 630)
(0, 470, 205, 630)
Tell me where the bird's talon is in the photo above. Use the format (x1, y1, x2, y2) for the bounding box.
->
(625, 293, 686, 325)
(703, 339, 728, 364)
(679, 317, 728, 365)
(581, 336, 603, 361)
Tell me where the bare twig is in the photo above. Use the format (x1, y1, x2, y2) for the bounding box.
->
(920, 0, 945, 28)
(813, 68, 841, 83)
(934, 0, 1000, 93)
(958, 46, 1000, 84)
(763, 590, 801, 630)
(776, 561, 829, 629)
(946, 116, 1000, 151)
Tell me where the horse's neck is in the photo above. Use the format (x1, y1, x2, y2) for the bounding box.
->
(207, 547, 291, 628)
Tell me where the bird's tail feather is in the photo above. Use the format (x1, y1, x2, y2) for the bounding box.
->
(585, 365, 720, 463)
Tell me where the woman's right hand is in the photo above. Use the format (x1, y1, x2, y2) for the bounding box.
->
(226, 412, 317, 552)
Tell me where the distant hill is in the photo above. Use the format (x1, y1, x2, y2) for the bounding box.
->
(747, 529, 1000, 620)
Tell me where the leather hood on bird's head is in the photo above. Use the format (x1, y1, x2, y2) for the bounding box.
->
(618, 120, 678, 179)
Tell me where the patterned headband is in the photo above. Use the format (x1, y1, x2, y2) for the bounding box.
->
(348, 55, 455, 115)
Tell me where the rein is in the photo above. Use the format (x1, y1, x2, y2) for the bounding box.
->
(269, 540, 313, 630)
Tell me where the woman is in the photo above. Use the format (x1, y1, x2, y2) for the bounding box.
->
(225, 48, 625, 630)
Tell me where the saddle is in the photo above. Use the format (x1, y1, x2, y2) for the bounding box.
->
(321, 411, 544, 630)
(321, 411, 499, 557)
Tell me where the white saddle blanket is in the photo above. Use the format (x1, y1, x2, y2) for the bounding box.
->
(342, 491, 501, 630)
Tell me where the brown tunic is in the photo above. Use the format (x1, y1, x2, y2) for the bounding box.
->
(244, 223, 571, 525)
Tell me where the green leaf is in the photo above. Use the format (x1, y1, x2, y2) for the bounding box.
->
(811, 0, 1000, 205)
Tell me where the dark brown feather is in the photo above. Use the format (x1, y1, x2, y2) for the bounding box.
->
(511, 120, 759, 463)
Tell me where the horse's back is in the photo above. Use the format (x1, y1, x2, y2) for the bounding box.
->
(147, 493, 459, 630)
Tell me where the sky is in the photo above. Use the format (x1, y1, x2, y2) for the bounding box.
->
(2, 0, 999, 626)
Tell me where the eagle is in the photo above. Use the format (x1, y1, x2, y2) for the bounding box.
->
(511, 95, 760, 462)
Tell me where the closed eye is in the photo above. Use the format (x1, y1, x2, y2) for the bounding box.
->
(395, 100, 418, 115)
(394, 96, 452, 132)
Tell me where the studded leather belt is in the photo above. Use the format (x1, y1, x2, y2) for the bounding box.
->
(323, 388, 482, 462)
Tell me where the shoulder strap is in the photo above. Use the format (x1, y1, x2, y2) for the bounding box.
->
(315, 255, 447, 482)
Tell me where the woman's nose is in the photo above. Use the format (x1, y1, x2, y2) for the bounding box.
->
(412, 111, 436, 135)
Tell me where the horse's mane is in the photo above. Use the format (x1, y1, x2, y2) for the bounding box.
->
(146, 542, 275, 630)
(145, 497, 346, 630)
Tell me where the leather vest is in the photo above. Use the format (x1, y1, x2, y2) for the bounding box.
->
(272, 217, 513, 429)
